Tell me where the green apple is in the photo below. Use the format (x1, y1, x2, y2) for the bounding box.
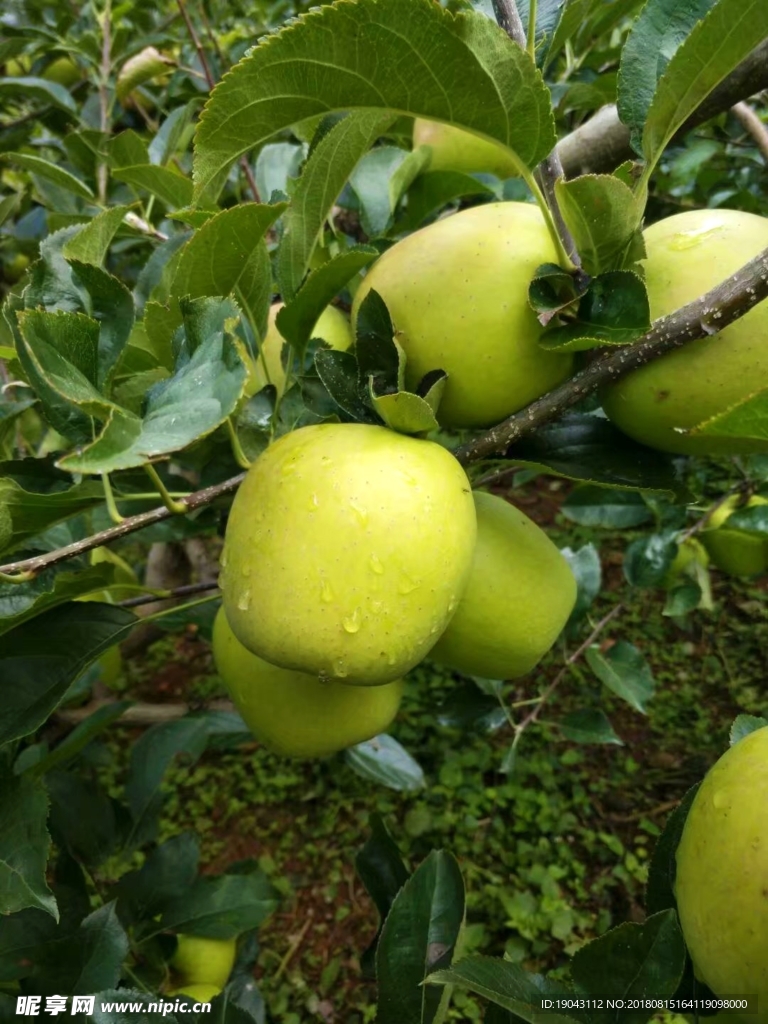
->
(213, 608, 403, 757)
(43, 56, 80, 86)
(413, 119, 519, 179)
(602, 208, 768, 455)
(675, 725, 768, 1019)
(247, 301, 353, 397)
(351, 202, 572, 429)
(430, 491, 576, 679)
(663, 536, 710, 585)
(168, 983, 221, 1002)
(220, 423, 476, 685)
(170, 934, 236, 988)
(700, 495, 768, 577)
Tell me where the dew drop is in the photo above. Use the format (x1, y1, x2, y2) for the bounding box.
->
(333, 658, 348, 678)
(447, 595, 458, 613)
(369, 553, 384, 574)
(398, 574, 420, 595)
(237, 589, 251, 611)
(349, 501, 368, 526)
(242, 563, 252, 579)
(308, 493, 319, 510)
(220, 548, 228, 568)
(387, 652, 397, 666)
(320, 578, 334, 603)
(342, 607, 362, 634)
(712, 789, 728, 810)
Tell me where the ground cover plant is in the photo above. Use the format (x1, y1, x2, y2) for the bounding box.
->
(1, 0, 768, 1021)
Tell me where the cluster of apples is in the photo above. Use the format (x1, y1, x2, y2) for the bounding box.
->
(213, 422, 576, 758)
(212, 123, 768, 757)
(166, 935, 237, 1002)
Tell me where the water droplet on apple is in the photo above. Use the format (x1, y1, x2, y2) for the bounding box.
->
(220, 548, 228, 568)
(712, 789, 727, 810)
(398, 574, 420, 595)
(333, 658, 348, 678)
(308, 493, 319, 510)
(386, 652, 397, 666)
(320, 578, 334, 603)
(369, 553, 384, 574)
(237, 589, 251, 611)
(349, 501, 368, 526)
(342, 608, 362, 634)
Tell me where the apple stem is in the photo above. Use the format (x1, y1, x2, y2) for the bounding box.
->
(144, 463, 192, 515)
(226, 416, 253, 470)
(102, 472, 125, 525)
(524, 168, 577, 271)
(527, 0, 538, 62)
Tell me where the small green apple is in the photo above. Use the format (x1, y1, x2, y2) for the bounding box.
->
(430, 491, 576, 679)
(220, 423, 477, 685)
(675, 726, 768, 1019)
(170, 934, 236, 988)
(413, 118, 519, 178)
(663, 537, 710, 586)
(352, 202, 572, 429)
(43, 56, 80, 86)
(602, 208, 768, 455)
(213, 608, 404, 757)
(247, 301, 352, 397)
(701, 495, 768, 577)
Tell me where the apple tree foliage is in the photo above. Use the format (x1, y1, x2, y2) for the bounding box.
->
(0, 0, 768, 1018)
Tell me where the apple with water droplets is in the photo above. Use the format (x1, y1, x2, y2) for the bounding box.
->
(220, 423, 477, 685)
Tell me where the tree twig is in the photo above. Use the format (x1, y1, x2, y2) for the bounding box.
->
(0, 474, 245, 578)
(175, 0, 260, 201)
(119, 579, 220, 608)
(558, 40, 768, 177)
(492, 0, 580, 267)
(732, 101, 768, 164)
(55, 698, 235, 726)
(515, 603, 624, 736)
(455, 243, 768, 465)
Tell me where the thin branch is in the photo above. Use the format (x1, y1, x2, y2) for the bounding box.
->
(56, 697, 235, 726)
(492, 0, 580, 267)
(558, 40, 768, 177)
(97, 0, 113, 205)
(175, 0, 260, 201)
(455, 243, 768, 465)
(119, 579, 219, 609)
(515, 603, 624, 736)
(732, 101, 768, 164)
(0, 474, 245, 578)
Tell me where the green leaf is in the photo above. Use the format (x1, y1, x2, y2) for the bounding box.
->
(62, 206, 133, 266)
(561, 486, 652, 528)
(314, 350, 375, 423)
(0, 192, 22, 227)
(0, 772, 57, 919)
(1, 153, 94, 200)
(0, 77, 78, 116)
(74, 901, 130, 993)
(585, 640, 655, 714)
(730, 713, 768, 746)
(570, 910, 687, 1024)
(437, 682, 508, 733)
(0, 475, 104, 558)
(0, 602, 137, 746)
(690, 386, 768, 451)
(560, 544, 602, 620)
(355, 289, 405, 394)
(641, 0, 768, 171)
(645, 784, 699, 915)
(113, 833, 200, 921)
(106, 130, 150, 169)
(539, 272, 650, 352)
(662, 581, 702, 617)
(356, 814, 410, 977)
(57, 296, 248, 474)
(377, 850, 464, 1024)
(125, 717, 211, 844)
(116, 46, 175, 102)
(726, 503, 768, 535)
(503, 414, 688, 496)
(47, 771, 119, 867)
(112, 164, 194, 209)
(528, 262, 589, 326)
(372, 390, 440, 434)
(555, 175, 645, 276)
(345, 735, 426, 792)
(254, 141, 305, 203)
(276, 248, 378, 364)
(349, 145, 431, 238)
(617, 0, 715, 153)
(277, 112, 391, 299)
(559, 709, 623, 745)
(395, 170, 495, 234)
(194, 0, 555, 203)
(427, 956, 575, 1024)
(25, 702, 132, 779)
(170, 202, 285, 340)
(0, 564, 114, 635)
(157, 872, 278, 938)
(624, 532, 678, 587)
